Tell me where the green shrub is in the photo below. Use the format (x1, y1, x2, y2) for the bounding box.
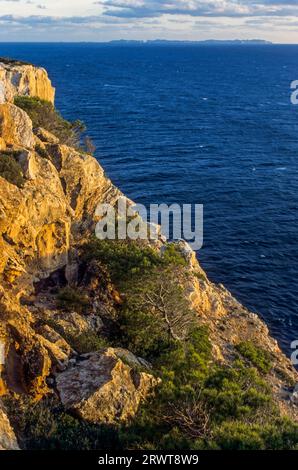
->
(236, 341, 272, 373)
(203, 360, 273, 423)
(214, 421, 265, 450)
(14, 96, 85, 148)
(0, 152, 24, 187)
(119, 264, 197, 359)
(69, 330, 108, 354)
(56, 286, 89, 314)
(4, 396, 120, 450)
(213, 418, 298, 450)
(82, 239, 163, 285)
(82, 239, 187, 286)
(161, 243, 187, 267)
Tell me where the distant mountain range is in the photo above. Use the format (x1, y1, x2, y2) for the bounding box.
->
(108, 39, 272, 46)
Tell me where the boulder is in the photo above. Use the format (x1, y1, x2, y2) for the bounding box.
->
(0, 103, 34, 150)
(56, 347, 160, 424)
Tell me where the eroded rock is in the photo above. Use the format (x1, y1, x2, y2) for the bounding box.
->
(0, 103, 34, 150)
(0, 60, 55, 104)
(56, 347, 159, 424)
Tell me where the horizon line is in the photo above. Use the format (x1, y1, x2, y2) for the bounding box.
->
(1, 39, 298, 45)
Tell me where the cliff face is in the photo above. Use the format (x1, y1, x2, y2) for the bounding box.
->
(0, 60, 297, 449)
(0, 59, 55, 105)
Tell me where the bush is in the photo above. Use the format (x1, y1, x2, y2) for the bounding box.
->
(0, 152, 24, 187)
(82, 239, 163, 285)
(214, 421, 265, 450)
(56, 286, 89, 314)
(236, 341, 272, 373)
(82, 239, 186, 286)
(118, 264, 197, 358)
(14, 96, 85, 148)
(4, 396, 120, 450)
(203, 360, 273, 423)
(213, 419, 298, 450)
(68, 330, 108, 354)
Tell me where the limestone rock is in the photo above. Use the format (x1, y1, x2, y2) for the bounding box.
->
(36, 324, 73, 370)
(0, 103, 34, 150)
(0, 60, 55, 104)
(35, 127, 59, 144)
(41, 311, 94, 339)
(0, 152, 71, 281)
(0, 404, 19, 450)
(46, 144, 121, 221)
(15, 150, 39, 180)
(56, 348, 159, 424)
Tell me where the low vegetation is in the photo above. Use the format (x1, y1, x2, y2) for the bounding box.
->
(0, 152, 24, 187)
(0, 57, 32, 66)
(56, 286, 89, 314)
(8, 238, 298, 450)
(236, 341, 272, 374)
(14, 96, 86, 148)
(4, 396, 120, 451)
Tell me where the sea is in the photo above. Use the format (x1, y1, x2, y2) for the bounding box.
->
(0, 43, 297, 356)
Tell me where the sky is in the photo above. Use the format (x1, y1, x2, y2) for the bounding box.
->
(0, 0, 297, 43)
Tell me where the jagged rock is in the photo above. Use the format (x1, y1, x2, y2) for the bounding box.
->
(35, 127, 59, 144)
(0, 60, 55, 104)
(36, 324, 73, 370)
(56, 347, 160, 424)
(15, 150, 39, 180)
(46, 144, 121, 221)
(0, 152, 71, 281)
(42, 311, 95, 338)
(0, 103, 34, 150)
(0, 404, 19, 450)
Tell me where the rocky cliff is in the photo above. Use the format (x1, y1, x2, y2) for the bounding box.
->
(0, 59, 55, 105)
(0, 59, 297, 450)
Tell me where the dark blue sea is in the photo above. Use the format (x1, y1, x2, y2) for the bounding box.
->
(1, 43, 297, 355)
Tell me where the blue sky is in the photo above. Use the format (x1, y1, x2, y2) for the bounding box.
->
(0, 0, 297, 42)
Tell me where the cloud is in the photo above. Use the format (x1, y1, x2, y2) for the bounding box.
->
(1, 0, 298, 42)
(92, 0, 298, 18)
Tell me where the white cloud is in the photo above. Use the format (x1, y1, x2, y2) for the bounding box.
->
(0, 0, 297, 42)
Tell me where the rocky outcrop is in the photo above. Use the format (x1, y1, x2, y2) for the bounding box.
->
(56, 348, 159, 424)
(0, 59, 55, 104)
(0, 99, 121, 397)
(0, 103, 34, 151)
(0, 404, 19, 450)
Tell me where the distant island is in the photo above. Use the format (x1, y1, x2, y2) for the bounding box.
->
(108, 39, 273, 46)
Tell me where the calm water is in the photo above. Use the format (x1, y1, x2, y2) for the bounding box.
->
(1, 43, 298, 355)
